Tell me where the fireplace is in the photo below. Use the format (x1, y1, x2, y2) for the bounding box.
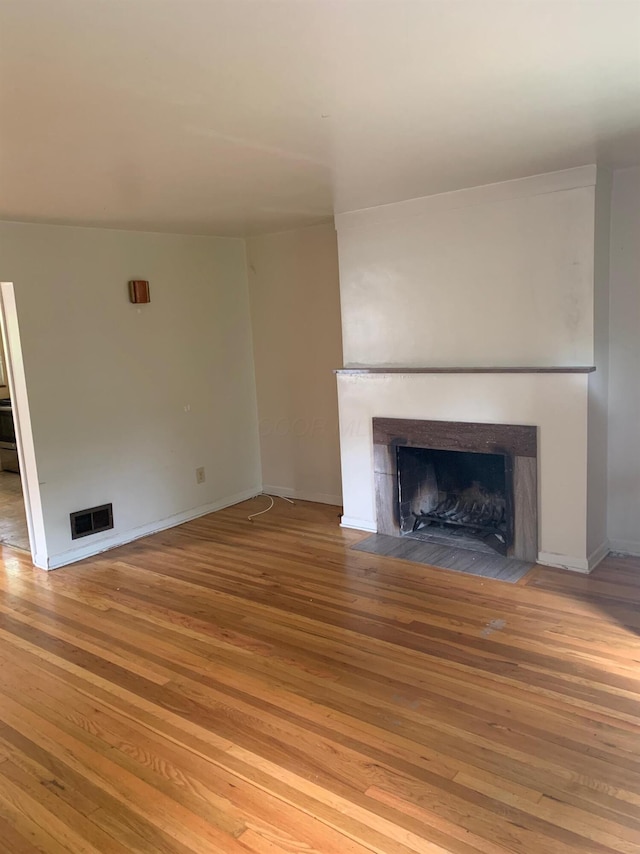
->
(374, 418, 538, 563)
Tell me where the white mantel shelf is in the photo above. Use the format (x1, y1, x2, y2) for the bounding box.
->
(335, 366, 596, 374)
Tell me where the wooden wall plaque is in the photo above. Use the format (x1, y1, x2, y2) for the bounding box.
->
(129, 280, 150, 304)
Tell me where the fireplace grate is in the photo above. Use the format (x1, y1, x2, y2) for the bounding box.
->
(411, 497, 507, 552)
(417, 496, 505, 527)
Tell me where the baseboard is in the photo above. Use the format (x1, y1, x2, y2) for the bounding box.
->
(45, 486, 262, 570)
(263, 485, 343, 507)
(32, 551, 48, 571)
(537, 551, 591, 573)
(587, 540, 610, 572)
(340, 515, 377, 533)
(608, 538, 640, 557)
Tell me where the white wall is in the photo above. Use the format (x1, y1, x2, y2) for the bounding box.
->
(586, 170, 611, 556)
(608, 167, 640, 554)
(247, 224, 343, 505)
(336, 167, 597, 368)
(0, 222, 261, 567)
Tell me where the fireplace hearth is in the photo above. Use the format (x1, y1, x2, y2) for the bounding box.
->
(373, 418, 538, 563)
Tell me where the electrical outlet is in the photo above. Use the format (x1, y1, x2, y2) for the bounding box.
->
(196, 466, 205, 484)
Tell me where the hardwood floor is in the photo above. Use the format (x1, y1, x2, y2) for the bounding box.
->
(0, 470, 29, 552)
(0, 497, 639, 853)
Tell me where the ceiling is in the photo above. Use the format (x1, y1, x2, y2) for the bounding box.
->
(1, 0, 639, 237)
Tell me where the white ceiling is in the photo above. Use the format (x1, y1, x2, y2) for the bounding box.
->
(1, 0, 639, 237)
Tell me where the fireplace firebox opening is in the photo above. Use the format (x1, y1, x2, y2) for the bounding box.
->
(373, 418, 538, 563)
(397, 446, 513, 555)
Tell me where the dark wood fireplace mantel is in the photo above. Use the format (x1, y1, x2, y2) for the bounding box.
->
(336, 366, 595, 374)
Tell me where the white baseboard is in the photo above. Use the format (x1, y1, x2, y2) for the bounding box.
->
(587, 540, 610, 572)
(340, 516, 377, 533)
(45, 486, 262, 570)
(608, 539, 640, 557)
(537, 551, 590, 573)
(32, 551, 48, 571)
(263, 485, 342, 507)
(538, 541, 610, 574)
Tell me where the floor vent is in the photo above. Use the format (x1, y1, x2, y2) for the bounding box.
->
(70, 503, 113, 539)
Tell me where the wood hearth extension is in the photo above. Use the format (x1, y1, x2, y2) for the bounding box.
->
(373, 418, 538, 563)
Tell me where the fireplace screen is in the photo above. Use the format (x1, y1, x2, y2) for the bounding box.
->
(397, 446, 513, 555)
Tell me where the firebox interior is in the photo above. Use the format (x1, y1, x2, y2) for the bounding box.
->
(397, 446, 513, 555)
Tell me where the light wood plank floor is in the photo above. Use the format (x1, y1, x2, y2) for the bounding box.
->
(0, 470, 29, 552)
(0, 497, 639, 853)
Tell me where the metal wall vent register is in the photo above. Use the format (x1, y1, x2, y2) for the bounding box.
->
(70, 503, 113, 539)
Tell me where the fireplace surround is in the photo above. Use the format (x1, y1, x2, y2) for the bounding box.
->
(373, 417, 538, 563)
(336, 370, 604, 571)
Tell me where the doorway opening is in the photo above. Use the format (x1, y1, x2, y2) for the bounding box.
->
(0, 282, 46, 566)
(0, 344, 29, 550)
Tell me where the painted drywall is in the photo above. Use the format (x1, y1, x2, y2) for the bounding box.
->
(336, 167, 597, 368)
(337, 372, 591, 570)
(586, 170, 611, 559)
(0, 221, 261, 566)
(247, 224, 343, 505)
(607, 167, 640, 554)
(2, 2, 639, 235)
